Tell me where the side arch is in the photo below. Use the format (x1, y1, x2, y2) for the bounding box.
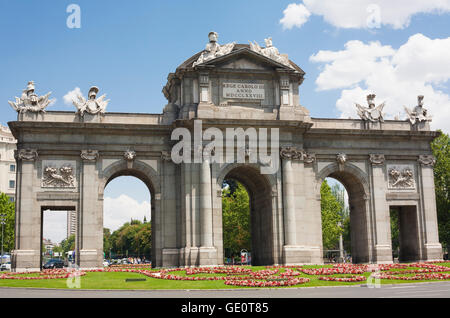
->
(100, 159, 161, 196)
(315, 162, 372, 263)
(99, 158, 162, 267)
(215, 163, 279, 265)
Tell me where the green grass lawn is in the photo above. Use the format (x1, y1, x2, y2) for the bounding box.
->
(0, 263, 449, 290)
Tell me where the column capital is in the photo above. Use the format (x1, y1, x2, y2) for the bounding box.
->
(15, 148, 38, 161)
(369, 154, 385, 165)
(161, 150, 171, 162)
(80, 149, 99, 162)
(304, 152, 316, 164)
(418, 154, 436, 167)
(280, 146, 304, 161)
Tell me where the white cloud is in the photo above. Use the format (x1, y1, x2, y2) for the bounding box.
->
(63, 87, 82, 105)
(48, 98, 57, 107)
(43, 211, 68, 244)
(310, 33, 450, 132)
(280, 3, 311, 30)
(281, 1, 450, 30)
(103, 194, 151, 232)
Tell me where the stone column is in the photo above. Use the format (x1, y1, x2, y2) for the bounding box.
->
(418, 155, 443, 260)
(282, 157, 296, 246)
(369, 154, 393, 263)
(280, 147, 308, 265)
(79, 150, 103, 269)
(198, 155, 216, 265)
(200, 156, 213, 247)
(12, 149, 40, 272)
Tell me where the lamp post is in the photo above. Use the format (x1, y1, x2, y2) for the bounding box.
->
(338, 221, 344, 263)
(0, 213, 6, 268)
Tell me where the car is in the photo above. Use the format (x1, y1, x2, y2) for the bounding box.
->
(0, 262, 11, 271)
(43, 259, 65, 269)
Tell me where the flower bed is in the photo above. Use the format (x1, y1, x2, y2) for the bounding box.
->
(0, 269, 85, 280)
(300, 267, 365, 275)
(373, 273, 450, 281)
(185, 266, 252, 275)
(1, 262, 449, 286)
(318, 275, 366, 282)
(224, 277, 309, 287)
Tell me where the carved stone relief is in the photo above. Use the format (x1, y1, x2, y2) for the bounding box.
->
(41, 161, 76, 188)
(387, 164, 415, 190)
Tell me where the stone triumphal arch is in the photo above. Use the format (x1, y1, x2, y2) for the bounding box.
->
(8, 34, 442, 271)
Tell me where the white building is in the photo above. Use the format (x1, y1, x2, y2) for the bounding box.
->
(0, 125, 16, 202)
(67, 210, 77, 238)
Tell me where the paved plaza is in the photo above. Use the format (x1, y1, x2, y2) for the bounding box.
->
(0, 282, 449, 298)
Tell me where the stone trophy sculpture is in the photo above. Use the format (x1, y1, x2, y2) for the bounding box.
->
(355, 94, 385, 122)
(404, 95, 432, 125)
(72, 86, 109, 117)
(8, 81, 52, 113)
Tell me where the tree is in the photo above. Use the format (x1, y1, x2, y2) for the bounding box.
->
(222, 180, 251, 258)
(331, 183, 349, 219)
(60, 234, 75, 254)
(103, 228, 112, 256)
(390, 209, 399, 257)
(431, 130, 450, 255)
(0, 193, 15, 252)
(107, 220, 151, 258)
(320, 180, 344, 250)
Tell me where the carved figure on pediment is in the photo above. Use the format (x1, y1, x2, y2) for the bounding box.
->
(193, 32, 235, 67)
(249, 37, 291, 68)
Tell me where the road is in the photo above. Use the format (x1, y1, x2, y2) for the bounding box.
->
(0, 282, 449, 298)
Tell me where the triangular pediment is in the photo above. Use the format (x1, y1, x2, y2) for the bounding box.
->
(199, 48, 304, 73)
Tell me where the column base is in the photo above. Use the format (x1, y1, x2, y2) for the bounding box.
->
(374, 245, 393, 264)
(162, 248, 180, 267)
(423, 243, 443, 261)
(282, 246, 323, 265)
(78, 249, 103, 269)
(198, 247, 218, 266)
(179, 247, 200, 267)
(11, 249, 41, 272)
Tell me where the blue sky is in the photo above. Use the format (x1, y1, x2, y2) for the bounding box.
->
(2, 1, 450, 242)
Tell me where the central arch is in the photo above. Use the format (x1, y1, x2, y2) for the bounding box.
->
(317, 163, 372, 264)
(100, 160, 161, 267)
(217, 163, 276, 265)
